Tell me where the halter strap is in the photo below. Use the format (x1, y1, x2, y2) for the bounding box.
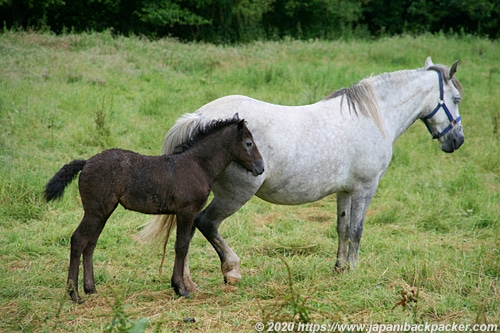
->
(421, 70, 461, 139)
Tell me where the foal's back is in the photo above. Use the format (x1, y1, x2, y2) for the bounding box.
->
(78, 148, 199, 215)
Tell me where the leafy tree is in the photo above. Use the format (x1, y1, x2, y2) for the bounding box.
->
(0, 0, 498, 41)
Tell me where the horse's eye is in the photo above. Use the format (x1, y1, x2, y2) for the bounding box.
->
(245, 140, 253, 148)
(453, 97, 461, 105)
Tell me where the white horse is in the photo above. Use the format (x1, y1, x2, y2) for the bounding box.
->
(139, 57, 464, 296)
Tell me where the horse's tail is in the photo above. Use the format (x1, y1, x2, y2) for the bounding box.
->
(136, 214, 176, 275)
(161, 112, 205, 155)
(137, 112, 204, 273)
(44, 159, 86, 202)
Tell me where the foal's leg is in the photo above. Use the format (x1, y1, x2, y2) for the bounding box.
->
(182, 234, 198, 293)
(67, 216, 91, 303)
(67, 213, 105, 303)
(82, 207, 115, 295)
(68, 202, 117, 303)
(171, 211, 196, 298)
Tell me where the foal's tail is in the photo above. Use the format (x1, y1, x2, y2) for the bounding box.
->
(136, 112, 205, 272)
(44, 159, 86, 201)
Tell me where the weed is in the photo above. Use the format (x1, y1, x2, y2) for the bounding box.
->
(94, 97, 113, 147)
(103, 288, 148, 333)
(259, 257, 311, 323)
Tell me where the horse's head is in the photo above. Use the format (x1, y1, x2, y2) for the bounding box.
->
(422, 57, 464, 153)
(231, 114, 265, 176)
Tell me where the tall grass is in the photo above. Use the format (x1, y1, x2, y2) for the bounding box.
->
(0, 31, 498, 332)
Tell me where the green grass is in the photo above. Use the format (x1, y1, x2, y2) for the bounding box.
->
(0, 31, 498, 332)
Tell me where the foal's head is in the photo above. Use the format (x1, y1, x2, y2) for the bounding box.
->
(230, 116, 265, 176)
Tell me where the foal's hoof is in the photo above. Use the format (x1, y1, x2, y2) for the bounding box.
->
(69, 292, 83, 304)
(333, 265, 346, 274)
(68, 284, 83, 304)
(184, 277, 199, 293)
(173, 286, 191, 299)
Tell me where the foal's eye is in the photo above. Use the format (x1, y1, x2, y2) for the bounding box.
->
(245, 140, 253, 148)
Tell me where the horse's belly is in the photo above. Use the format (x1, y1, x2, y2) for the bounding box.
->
(256, 185, 332, 205)
(256, 170, 347, 205)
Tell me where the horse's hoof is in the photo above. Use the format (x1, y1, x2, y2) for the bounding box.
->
(222, 264, 242, 284)
(224, 275, 240, 284)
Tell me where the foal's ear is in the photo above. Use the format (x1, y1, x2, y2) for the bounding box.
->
(237, 119, 245, 131)
(424, 56, 434, 69)
(449, 60, 459, 79)
(232, 113, 240, 121)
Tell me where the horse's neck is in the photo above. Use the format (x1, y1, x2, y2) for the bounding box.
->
(374, 70, 438, 142)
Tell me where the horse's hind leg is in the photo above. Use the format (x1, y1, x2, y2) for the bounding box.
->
(195, 196, 244, 283)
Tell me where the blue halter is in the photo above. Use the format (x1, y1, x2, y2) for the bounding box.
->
(421, 70, 462, 140)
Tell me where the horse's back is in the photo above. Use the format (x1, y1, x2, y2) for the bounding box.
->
(193, 95, 392, 205)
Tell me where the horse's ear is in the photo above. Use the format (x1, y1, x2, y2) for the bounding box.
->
(232, 113, 240, 121)
(449, 60, 459, 79)
(424, 56, 434, 69)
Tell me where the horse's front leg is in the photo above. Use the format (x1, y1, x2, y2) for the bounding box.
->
(171, 212, 196, 298)
(346, 185, 378, 267)
(335, 192, 351, 271)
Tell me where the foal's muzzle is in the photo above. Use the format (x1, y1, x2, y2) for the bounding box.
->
(251, 160, 265, 176)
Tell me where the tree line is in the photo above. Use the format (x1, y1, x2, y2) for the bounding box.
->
(1, 0, 499, 42)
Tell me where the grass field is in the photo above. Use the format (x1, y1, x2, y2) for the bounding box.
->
(0, 31, 498, 332)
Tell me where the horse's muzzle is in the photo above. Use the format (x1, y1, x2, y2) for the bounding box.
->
(251, 160, 265, 176)
(441, 127, 464, 153)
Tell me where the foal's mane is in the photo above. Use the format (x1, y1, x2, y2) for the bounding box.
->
(173, 117, 241, 154)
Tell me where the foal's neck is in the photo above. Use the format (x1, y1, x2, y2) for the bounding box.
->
(181, 127, 237, 182)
